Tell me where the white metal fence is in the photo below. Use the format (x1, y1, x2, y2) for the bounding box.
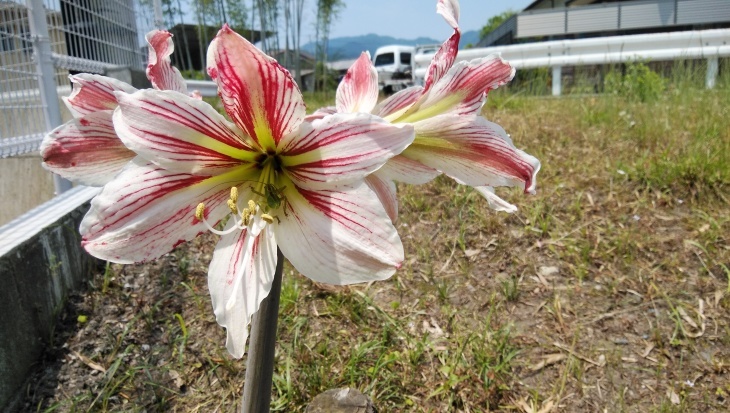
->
(415, 28, 730, 95)
(0, 0, 155, 159)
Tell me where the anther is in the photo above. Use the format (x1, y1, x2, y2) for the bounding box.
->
(230, 186, 238, 203)
(261, 213, 275, 224)
(227, 199, 237, 214)
(248, 200, 256, 211)
(195, 203, 205, 221)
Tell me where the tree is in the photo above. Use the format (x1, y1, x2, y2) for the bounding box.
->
(479, 10, 516, 41)
(314, 0, 343, 91)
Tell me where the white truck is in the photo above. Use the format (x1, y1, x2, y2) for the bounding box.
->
(373, 44, 440, 94)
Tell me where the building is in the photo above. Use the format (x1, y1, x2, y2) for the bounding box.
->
(479, 0, 730, 47)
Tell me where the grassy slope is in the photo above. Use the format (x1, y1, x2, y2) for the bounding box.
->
(24, 83, 729, 412)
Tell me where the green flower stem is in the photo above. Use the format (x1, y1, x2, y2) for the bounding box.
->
(241, 248, 284, 413)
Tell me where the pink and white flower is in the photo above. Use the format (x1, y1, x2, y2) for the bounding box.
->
(316, 0, 540, 219)
(80, 26, 415, 358)
(40, 30, 197, 186)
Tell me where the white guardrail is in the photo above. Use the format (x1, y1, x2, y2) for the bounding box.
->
(415, 28, 730, 95)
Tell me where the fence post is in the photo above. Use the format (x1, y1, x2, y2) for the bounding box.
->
(706, 56, 718, 89)
(552, 65, 562, 96)
(26, 0, 72, 194)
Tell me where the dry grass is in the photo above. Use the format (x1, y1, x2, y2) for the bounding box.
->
(21, 84, 730, 412)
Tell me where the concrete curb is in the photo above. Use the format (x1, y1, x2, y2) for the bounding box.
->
(0, 186, 100, 411)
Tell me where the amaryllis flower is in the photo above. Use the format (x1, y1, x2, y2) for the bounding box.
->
(80, 26, 415, 358)
(40, 30, 197, 186)
(315, 0, 539, 219)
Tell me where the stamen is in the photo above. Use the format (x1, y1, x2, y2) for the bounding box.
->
(227, 199, 237, 214)
(248, 200, 256, 211)
(261, 213, 275, 224)
(195, 203, 205, 221)
(230, 186, 238, 203)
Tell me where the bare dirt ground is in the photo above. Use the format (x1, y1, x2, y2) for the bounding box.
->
(19, 91, 730, 412)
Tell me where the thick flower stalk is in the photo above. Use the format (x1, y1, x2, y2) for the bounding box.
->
(40, 30, 197, 186)
(80, 26, 415, 358)
(315, 0, 540, 219)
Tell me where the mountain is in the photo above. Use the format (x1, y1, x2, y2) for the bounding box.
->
(301, 30, 483, 61)
(301, 33, 441, 60)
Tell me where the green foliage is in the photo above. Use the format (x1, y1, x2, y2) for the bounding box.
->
(604, 62, 665, 102)
(479, 10, 517, 40)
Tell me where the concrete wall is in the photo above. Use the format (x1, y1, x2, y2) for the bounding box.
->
(0, 155, 56, 227)
(0, 186, 99, 411)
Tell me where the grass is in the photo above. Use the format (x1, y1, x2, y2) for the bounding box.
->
(22, 66, 730, 412)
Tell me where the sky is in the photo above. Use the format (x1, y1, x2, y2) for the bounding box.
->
(319, 0, 534, 41)
(174, 0, 535, 43)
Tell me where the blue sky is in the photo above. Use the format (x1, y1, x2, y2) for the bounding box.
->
(322, 0, 534, 41)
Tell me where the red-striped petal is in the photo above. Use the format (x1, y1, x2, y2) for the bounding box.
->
(208, 226, 277, 358)
(423, 30, 461, 92)
(280, 113, 414, 190)
(146, 30, 188, 94)
(80, 159, 235, 263)
(373, 86, 423, 119)
(276, 181, 403, 285)
(405, 114, 540, 193)
(64, 74, 136, 117)
(378, 154, 441, 185)
(207, 25, 305, 150)
(365, 172, 398, 222)
(336, 52, 378, 114)
(114, 89, 257, 175)
(398, 55, 515, 122)
(41, 111, 134, 186)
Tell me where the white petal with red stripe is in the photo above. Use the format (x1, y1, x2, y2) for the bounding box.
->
(64, 73, 136, 117)
(365, 172, 398, 222)
(41, 111, 134, 186)
(275, 181, 403, 285)
(208, 225, 277, 358)
(405, 114, 540, 192)
(377, 154, 441, 185)
(374, 86, 423, 119)
(114, 89, 257, 175)
(207, 25, 305, 150)
(397, 55, 515, 122)
(336, 52, 378, 114)
(80, 158, 237, 263)
(146, 30, 188, 94)
(280, 113, 414, 190)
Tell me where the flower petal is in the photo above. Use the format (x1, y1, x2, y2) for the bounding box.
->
(80, 158, 237, 263)
(423, 30, 460, 92)
(304, 106, 336, 122)
(437, 0, 460, 29)
(473, 186, 518, 213)
(207, 25, 305, 150)
(405, 114, 540, 193)
(276, 181, 403, 285)
(374, 86, 423, 119)
(41, 111, 134, 186)
(365, 172, 398, 222)
(378, 154, 441, 185)
(208, 226, 277, 358)
(64, 73, 137, 117)
(114, 89, 257, 175)
(397, 55, 515, 122)
(280, 113, 414, 190)
(145, 30, 188, 94)
(336, 52, 378, 114)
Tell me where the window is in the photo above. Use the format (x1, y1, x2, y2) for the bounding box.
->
(400, 52, 411, 65)
(374, 52, 394, 66)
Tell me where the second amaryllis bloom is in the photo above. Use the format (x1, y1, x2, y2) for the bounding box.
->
(80, 26, 415, 358)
